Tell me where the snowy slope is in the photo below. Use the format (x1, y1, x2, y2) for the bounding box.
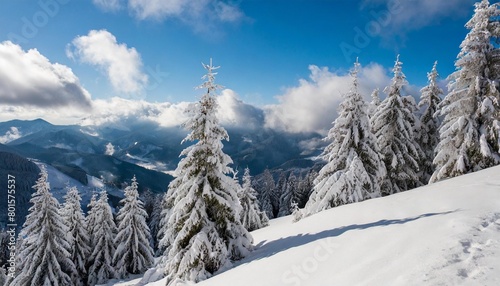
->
(116, 166, 500, 286)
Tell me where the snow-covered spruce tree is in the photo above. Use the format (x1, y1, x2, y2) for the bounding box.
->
(417, 61, 443, 184)
(86, 191, 98, 243)
(371, 55, 421, 194)
(11, 167, 77, 286)
(238, 168, 269, 232)
(257, 168, 275, 219)
(305, 60, 386, 215)
(158, 59, 253, 285)
(149, 194, 162, 253)
(294, 173, 312, 208)
(368, 88, 381, 117)
(278, 173, 297, 217)
(87, 190, 117, 286)
(291, 201, 302, 223)
(60, 185, 91, 286)
(431, 0, 500, 182)
(113, 176, 154, 278)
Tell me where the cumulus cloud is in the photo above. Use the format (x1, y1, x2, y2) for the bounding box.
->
(80, 97, 188, 129)
(264, 63, 391, 134)
(361, 0, 474, 35)
(0, 41, 92, 110)
(216, 89, 265, 129)
(67, 30, 148, 94)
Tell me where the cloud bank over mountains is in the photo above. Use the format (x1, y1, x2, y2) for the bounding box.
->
(0, 41, 412, 134)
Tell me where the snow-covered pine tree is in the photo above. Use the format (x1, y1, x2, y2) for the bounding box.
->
(158, 59, 253, 285)
(368, 88, 381, 117)
(86, 191, 98, 244)
(371, 55, 421, 194)
(294, 173, 313, 208)
(113, 176, 154, 278)
(149, 194, 162, 253)
(257, 168, 275, 219)
(60, 185, 91, 286)
(87, 190, 117, 286)
(11, 167, 77, 286)
(278, 173, 297, 217)
(238, 168, 269, 231)
(417, 61, 444, 184)
(431, 0, 500, 182)
(291, 201, 302, 223)
(305, 60, 386, 215)
(271, 172, 286, 218)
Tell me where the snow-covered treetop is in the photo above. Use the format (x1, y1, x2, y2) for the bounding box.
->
(419, 61, 443, 109)
(384, 55, 408, 98)
(371, 88, 381, 106)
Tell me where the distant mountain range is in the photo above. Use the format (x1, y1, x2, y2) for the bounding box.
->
(0, 119, 324, 195)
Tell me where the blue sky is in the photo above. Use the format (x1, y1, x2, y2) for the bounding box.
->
(0, 0, 479, 132)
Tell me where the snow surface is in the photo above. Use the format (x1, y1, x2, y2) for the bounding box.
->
(114, 165, 500, 286)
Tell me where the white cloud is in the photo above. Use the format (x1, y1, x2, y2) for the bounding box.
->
(92, 0, 245, 33)
(81, 90, 263, 130)
(92, 0, 123, 11)
(67, 30, 148, 94)
(264, 63, 391, 134)
(81, 97, 189, 129)
(0, 41, 92, 110)
(361, 0, 474, 35)
(0, 127, 22, 144)
(216, 89, 265, 129)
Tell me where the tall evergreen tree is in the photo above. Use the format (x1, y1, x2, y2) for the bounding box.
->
(60, 185, 91, 286)
(158, 59, 253, 285)
(87, 190, 117, 286)
(432, 0, 500, 182)
(278, 173, 297, 217)
(417, 61, 444, 184)
(294, 172, 314, 208)
(149, 195, 162, 253)
(257, 168, 275, 219)
(238, 168, 269, 232)
(86, 191, 98, 244)
(11, 167, 77, 286)
(371, 55, 421, 194)
(113, 176, 154, 277)
(368, 88, 381, 117)
(305, 60, 386, 215)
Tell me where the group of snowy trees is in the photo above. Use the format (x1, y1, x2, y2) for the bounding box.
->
(4, 59, 269, 286)
(303, 0, 500, 216)
(253, 168, 317, 219)
(7, 169, 154, 286)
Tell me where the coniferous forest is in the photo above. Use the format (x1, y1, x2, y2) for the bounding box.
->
(1, 1, 500, 285)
